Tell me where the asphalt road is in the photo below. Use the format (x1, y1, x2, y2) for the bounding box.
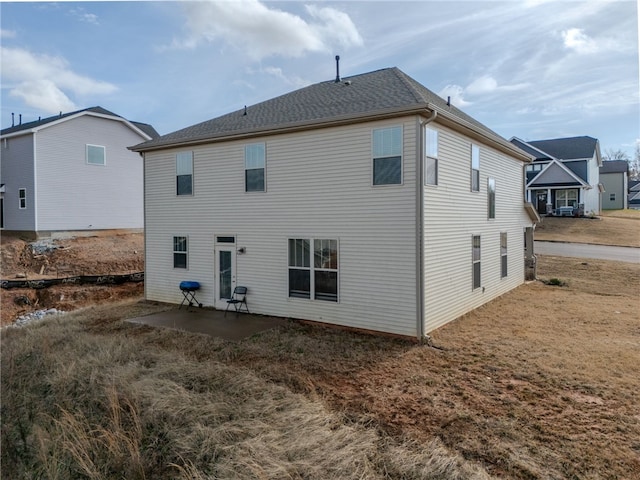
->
(534, 241, 640, 263)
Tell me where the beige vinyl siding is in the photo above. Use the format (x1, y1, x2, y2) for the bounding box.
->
(144, 117, 419, 336)
(423, 123, 530, 333)
(35, 115, 145, 231)
(0, 134, 36, 230)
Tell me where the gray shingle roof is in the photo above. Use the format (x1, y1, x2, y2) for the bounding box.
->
(527, 136, 598, 160)
(131, 67, 506, 152)
(600, 160, 629, 174)
(1, 106, 159, 139)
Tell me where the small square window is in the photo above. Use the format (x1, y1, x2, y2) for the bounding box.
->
(86, 145, 105, 165)
(609, 193, 616, 201)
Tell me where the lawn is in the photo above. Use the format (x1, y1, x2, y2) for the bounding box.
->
(2, 254, 639, 479)
(535, 211, 640, 247)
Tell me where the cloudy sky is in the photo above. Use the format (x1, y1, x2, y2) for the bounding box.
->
(1, 0, 638, 157)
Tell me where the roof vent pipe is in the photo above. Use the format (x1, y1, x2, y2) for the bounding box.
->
(447, 96, 451, 107)
(335, 55, 340, 83)
(19, 114, 22, 125)
(11, 113, 14, 127)
(243, 105, 247, 116)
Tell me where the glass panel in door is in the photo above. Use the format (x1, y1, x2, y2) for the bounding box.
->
(219, 250, 232, 300)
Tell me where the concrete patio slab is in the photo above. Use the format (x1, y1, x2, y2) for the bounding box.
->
(126, 307, 288, 341)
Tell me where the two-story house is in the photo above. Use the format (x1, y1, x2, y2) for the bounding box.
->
(0, 106, 158, 238)
(131, 67, 538, 338)
(510, 136, 603, 216)
(599, 160, 629, 210)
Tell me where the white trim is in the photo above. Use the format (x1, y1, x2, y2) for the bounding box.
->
(526, 159, 589, 188)
(287, 237, 339, 303)
(509, 136, 559, 161)
(1, 110, 153, 141)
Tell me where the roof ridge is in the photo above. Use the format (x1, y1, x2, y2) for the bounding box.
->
(389, 67, 427, 105)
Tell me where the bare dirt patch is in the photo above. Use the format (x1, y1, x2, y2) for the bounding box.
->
(1, 232, 144, 325)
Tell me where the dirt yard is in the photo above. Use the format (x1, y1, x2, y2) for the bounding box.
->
(0, 232, 144, 325)
(535, 213, 640, 247)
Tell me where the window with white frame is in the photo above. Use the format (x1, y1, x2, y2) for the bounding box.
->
(176, 151, 193, 196)
(425, 127, 438, 185)
(18, 188, 26, 209)
(86, 144, 106, 165)
(471, 144, 480, 192)
(245, 143, 265, 192)
(500, 232, 507, 278)
(555, 189, 578, 209)
(372, 126, 402, 185)
(472, 235, 481, 290)
(173, 236, 188, 268)
(288, 238, 338, 301)
(488, 177, 496, 219)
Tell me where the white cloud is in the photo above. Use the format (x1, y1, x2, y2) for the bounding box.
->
(10, 80, 76, 113)
(69, 7, 99, 25)
(466, 75, 499, 95)
(1, 29, 16, 39)
(261, 66, 309, 89)
(0, 47, 117, 113)
(169, 0, 362, 59)
(439, 85, 471, 108)
(561, 27, 621, 55)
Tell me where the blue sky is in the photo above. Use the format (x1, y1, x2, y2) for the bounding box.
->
(1, 0, 638, 157)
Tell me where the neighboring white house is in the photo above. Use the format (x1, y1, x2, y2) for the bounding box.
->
(0, 106, 158, 238)
(510, 136, 603, 216)
(131, 67, 538, 338)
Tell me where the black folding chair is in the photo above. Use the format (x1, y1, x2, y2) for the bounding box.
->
(225, 286, 249, 316)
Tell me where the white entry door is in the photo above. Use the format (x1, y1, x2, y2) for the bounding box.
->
(215, 246, 236, 308)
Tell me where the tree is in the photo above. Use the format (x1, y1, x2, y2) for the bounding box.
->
(603, 148, 631, 161)
(630, 143, 640, 181)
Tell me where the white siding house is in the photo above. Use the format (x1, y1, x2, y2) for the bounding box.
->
(0, 107, 158, 237)
(132, 68, 537, 338)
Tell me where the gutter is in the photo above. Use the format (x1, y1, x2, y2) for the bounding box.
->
(129, 105, 432, 153)
(416, 109, 437, 340)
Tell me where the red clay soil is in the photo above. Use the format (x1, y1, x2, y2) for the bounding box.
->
(1, 233, 144, 326)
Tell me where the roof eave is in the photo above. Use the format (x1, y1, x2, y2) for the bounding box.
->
(130, 104, 432, 152)
(428, 104, 534, 163)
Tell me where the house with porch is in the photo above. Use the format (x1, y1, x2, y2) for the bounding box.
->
(131, 67, 538, 338)
(510, 136, 603, 216)
(0, 106, 158, 238)
(599, 160, 629, 210)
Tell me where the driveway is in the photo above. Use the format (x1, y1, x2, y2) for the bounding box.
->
(534, 241, 640, 263)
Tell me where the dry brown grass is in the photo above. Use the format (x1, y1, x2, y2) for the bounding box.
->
(535, 214, 640, 247)
(2, 256, 639, 479)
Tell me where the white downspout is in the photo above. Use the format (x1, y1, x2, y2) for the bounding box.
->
(417, 109, 437, 341)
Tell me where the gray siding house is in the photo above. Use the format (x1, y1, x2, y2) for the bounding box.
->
(0, 107, 158, 237)
(599, 160, 629, 210)
(511, 136, 603, 216)
(132, 67, 538, 338)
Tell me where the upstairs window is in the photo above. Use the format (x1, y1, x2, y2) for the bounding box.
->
(488, 177, 496, 219)
(472, 235, 481, 290)
(500, 232, 508, 278)
(176, 152, 193, 196)
(173, 236, 188, 268)
(372, 126, 402, 185)
(86, 144, 105, 165)
(425, 127, 438, 186)
(245, 143, 266, 192)
(19, 188, 26, 209)
(471, 144, 480, 192)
